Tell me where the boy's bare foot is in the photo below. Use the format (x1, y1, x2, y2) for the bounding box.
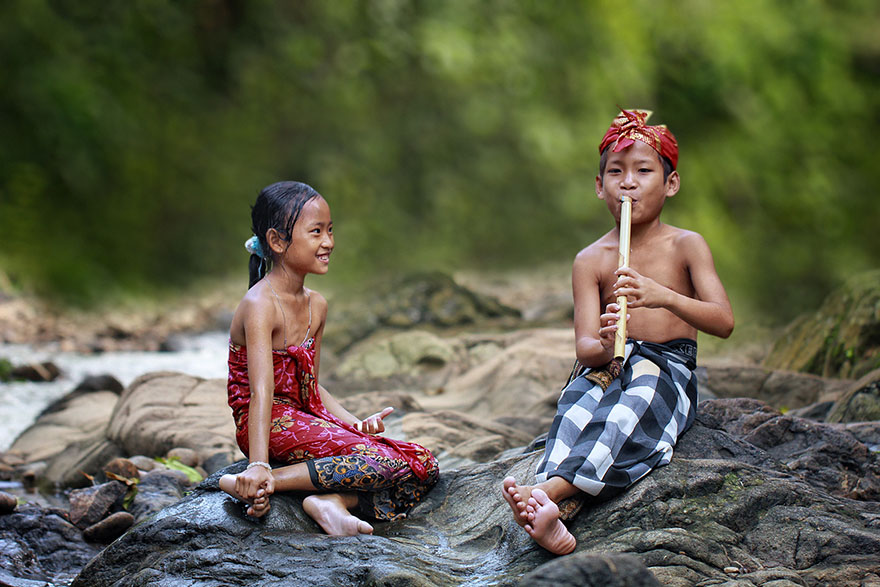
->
(502, 476, 534, 527)
(219, 474, 271, 518)
(523, 488, 576, 555)
(302, 494, 373, 536)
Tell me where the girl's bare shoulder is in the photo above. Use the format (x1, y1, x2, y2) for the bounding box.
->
(305, 288, 329, 321)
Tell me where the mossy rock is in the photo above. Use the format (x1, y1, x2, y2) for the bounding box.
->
(324, 272, 521, 352)
(764, 269, 880, 378)
(827, 368, 880, 423)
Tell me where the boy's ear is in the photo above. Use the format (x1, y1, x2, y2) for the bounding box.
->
(595, 175, 605, 199)
(665, 171, 681, 197)
(266, 228, 287, 255)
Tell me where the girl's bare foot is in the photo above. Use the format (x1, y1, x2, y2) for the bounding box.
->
(524, 488, 576, 555)
(502, 477, 533, 527)
(219, 474, 271, 518)
(302, 494, 373, 536)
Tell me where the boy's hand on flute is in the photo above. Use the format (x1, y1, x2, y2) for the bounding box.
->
(613, 267, 672, 310)
(356, 407, 394, 435)
(599, 303, 630, 351)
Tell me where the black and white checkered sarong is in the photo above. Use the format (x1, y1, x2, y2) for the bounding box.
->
(535, 338, 698, 499)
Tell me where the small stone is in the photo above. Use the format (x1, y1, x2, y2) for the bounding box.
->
(82, 511, 134, 543)
(21, 461, 46, 487)
(73, 374, 124, 394)
(723, 566, 741, 574)
(104, 458, 140, 481)
(10, 361, 61, 382)
(129, 455, 158, 472)
(68, 481, 128, 529)
(0, 491, 17, 514)
(167, 447, 200, 468)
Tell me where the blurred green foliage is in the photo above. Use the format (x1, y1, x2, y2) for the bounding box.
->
(1, 0, 878, 320)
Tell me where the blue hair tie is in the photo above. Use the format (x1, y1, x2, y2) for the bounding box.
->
(244, 235, 266, 258)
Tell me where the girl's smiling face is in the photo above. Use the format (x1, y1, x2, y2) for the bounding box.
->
(279, 196, 334, 275)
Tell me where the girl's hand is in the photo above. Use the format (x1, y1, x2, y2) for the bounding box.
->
(599, 303, 629, 352)
(613, 267, 671, 309)
(356, 407, 394, 435)
(236, 464, 275, 501)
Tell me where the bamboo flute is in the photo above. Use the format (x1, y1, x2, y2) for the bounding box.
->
(613, 195, 633, 360)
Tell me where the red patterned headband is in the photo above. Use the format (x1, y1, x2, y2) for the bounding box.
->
(599, 108, 678, 170)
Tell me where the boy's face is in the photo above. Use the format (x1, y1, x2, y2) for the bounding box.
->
(596, 140, 680, 224)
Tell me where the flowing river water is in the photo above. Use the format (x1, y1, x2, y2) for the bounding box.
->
(0, 331, 229, 451)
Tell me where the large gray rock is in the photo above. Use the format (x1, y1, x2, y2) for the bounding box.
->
(699, 362, 853, 410)
(72, 398, 880, 587)
(106, 372, 241, 467)
(8, 371, 243, 489)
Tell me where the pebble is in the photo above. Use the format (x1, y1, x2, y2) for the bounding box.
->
(129, 455, 158, 472)
(104, 458, 140, 482)
(167, 447, 200, 468)
(83, 511, 135, 543)
(0, 491, 17, 514)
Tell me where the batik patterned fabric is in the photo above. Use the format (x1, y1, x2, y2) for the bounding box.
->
(535, 339, 697, 499)
(599, 108, 679, 169)
(227, 340, 438, 521)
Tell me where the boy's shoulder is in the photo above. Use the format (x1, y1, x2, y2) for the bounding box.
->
(662, 224, 712, 253)
(575, 229, 618, 261)
(573, 223, 713, 273)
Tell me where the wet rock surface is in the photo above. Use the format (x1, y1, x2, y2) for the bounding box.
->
(72, 402, 880, 586)
(0, 504, 103, 586)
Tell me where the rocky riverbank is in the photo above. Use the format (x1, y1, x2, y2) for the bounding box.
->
(1, 269, 879, 585)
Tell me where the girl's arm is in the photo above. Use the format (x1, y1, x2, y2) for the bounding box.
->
(236, 295, 276, 498)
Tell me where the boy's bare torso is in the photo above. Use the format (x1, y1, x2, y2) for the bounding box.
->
(589, 222, 699, 343)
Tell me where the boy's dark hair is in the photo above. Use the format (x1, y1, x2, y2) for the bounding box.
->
(249, 181, 320, 288)
(598, 146, 675, 184)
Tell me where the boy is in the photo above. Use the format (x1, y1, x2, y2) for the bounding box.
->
(502, 109, 734, 555)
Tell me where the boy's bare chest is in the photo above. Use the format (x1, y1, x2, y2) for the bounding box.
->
(598, 242, 692, 303)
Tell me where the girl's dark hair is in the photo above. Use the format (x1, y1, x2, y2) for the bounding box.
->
(598, 146, 675, 183)
(248, 181, 321, 288)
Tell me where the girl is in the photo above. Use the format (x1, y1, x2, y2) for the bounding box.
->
(220, 181, 439, 536)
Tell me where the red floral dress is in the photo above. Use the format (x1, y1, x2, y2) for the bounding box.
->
(227, 334, 438, 520)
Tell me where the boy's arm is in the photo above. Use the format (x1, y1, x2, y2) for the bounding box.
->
(572, 248, 621, 367)
(615, 232, 734, 338)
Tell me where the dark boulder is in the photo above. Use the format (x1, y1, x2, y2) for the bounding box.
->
(0, 504, 103, 586)
(72, 399, 880, 586)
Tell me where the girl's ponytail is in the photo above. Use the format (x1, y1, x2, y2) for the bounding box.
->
(248, 253, 266, 289)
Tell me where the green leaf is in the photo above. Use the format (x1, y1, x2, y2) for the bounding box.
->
(156, 457, 203, 484)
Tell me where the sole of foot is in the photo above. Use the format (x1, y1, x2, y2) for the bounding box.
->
(524, 488, 576, 555)
(302, 494, 373, 536)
